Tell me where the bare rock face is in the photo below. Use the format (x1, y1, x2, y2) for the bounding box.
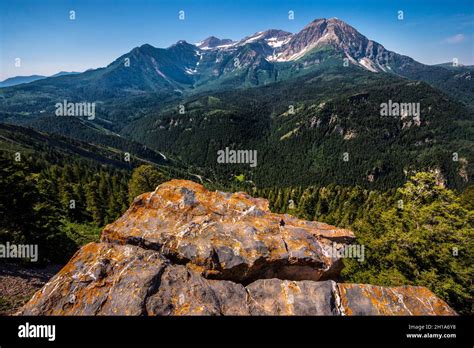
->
(246, 279, 339, 315)
(146, 264, 250, 316)
(101, 180, 355, 284)
(337, 283, 457, 316)
(19, 243, 167, 316)
(18, 180, 456, 316)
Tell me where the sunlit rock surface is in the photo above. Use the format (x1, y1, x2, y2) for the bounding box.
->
(18, 180, 456, 316)
(101, 180, 355, 283)
(337, 283, 456, 315)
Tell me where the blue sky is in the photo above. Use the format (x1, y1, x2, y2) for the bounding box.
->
(0, 0, 473, 79)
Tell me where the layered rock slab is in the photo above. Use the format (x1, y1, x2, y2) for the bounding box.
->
(18, 242, 455, 316)
(101, 180, 355, 284)
(246, 279, 339, 315)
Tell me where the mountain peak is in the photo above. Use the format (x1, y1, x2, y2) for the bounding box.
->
(132, 43, 157, 55)
(302, 17, 360, 37)
(196, 36, 234, 50)
(201, 35, 219, 42)
(139, 43, 155, 49)
(270, 16, 395, 72)
(169, 40, 197, 50)
(306, 17, 348, 25)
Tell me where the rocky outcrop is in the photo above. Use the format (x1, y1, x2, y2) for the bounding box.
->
(18, 180, 456, 316)
(101, 180, 355, 284)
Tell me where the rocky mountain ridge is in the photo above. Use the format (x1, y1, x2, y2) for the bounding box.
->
(2, 16, 471, 114)
(18, 180, 456, 316)
(194, 18, 402, 71)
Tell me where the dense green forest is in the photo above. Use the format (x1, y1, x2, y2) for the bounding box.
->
(122, 70, 473, 190)
(1, 141, 472, 314)
(0, 152, 129, 263)
(3, 64, 472, 192)
(0, 150, 177, 263)
(0, 124, 176, 264)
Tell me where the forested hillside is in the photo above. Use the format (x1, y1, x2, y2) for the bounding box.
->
(123, 67, 473, 190)
(255, 173, 473, 314)
(0, 124, 195, 264)
(2, 137, 471, 314)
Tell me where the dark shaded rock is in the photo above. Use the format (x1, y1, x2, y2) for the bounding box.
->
(246, 279, 339, 315)
(146, 264, 249, 315)
(209, 279, 250, 315)
(146, 264, 221, 315)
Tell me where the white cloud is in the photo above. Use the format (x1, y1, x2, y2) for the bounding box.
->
(443, 34, 466, 44)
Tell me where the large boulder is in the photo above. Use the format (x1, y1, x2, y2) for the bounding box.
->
(101, 180, 355, 284)
(18, 180, 456, 316)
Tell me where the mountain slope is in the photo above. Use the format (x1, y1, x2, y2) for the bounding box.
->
(262, 18, 472, 104)
(0, 72, 80, 87)
(0, 122, 213, 186)
(122, 66, 473, 189)
(0, 123, 166, 169)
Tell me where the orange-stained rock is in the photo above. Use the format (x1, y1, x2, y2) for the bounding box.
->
(101, 180, 355, 283)
(337, 283, 456, 316)
(18, 243, 168, 315)
(17, 180, 457, 316)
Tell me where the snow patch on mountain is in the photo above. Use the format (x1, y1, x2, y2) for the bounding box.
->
(266, 36, 292, 48)
(358, 58, 378, 72)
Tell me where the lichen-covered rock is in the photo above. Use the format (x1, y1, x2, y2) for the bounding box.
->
(101, 180, 355, 284)
(246, 279, 339, 315)
(18, 243, 167, 316)
(17, 180, 456, 316)
(337, 283, 457, 316)
(17, 241, 456, 316)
